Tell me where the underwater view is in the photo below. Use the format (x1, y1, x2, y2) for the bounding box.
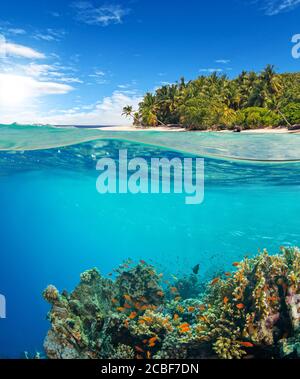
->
(1, 124, 300, 359)
(2, 0, 300, 367)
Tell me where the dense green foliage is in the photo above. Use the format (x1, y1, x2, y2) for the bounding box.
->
(123, 66, 300, 129)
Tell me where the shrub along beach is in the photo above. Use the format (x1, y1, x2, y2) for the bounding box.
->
(123, 65, 300, 131)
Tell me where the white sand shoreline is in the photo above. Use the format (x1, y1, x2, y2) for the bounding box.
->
(95, 125, 299, 134)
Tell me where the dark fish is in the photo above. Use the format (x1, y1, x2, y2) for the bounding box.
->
(192, 264, 200, 275)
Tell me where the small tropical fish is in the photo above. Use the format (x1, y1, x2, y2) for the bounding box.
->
(143, 339, 148, 344)
(199, 315, 209, 323)
(140, 260, 147, 265)
(177, 305, 184, 313)
(124, 320, 129, 328)
(239, 342, 254, 348)
(140, 305, 149, 311)
(140, 296, 148, 303)
(149, 336, 158, 343)
(223, 297, 229, 305)
(192, 264, 200, 275)
(236, 303, 245, 310)
(211, 278, 220, 286)
(175, 296, 181, 302)
(232, 262, 240, 267)
(268, 296, 279, 302)
(199, 305, 206, 311)
(158, 273, 164, 278)
(188, 306, 195, 312)
(157, 291, 164, 297)
(225, 272, 231, 277)
(171, 275, 178, 281)
(179, 323, 190, 329)
(124, 295, 132, 302)
(173, 314, 179, 321)
(170, 287, 178, 293)
(124, 303, 132, 309)
(129, 312, 137, 319)
(116, 307, 125, 312)
(111, 298, 118, 304)
(135, 346, 144, 353)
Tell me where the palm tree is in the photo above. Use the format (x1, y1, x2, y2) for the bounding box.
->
(122, 106, 140, 125)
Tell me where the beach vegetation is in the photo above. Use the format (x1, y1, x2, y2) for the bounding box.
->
(124, 66, 300, 129)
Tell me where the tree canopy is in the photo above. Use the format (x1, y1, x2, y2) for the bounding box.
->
(124, 65, 300, 129)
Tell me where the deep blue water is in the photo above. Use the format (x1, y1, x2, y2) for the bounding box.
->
(0, 139, 300, 358)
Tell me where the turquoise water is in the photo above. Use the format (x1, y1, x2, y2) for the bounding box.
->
(0, 125, 300, 357)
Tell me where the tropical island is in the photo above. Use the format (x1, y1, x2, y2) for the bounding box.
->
(123, 65, 300, 131)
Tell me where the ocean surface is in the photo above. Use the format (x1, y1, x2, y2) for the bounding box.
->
(0, 124, 300, 358)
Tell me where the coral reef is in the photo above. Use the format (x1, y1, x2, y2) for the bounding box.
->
(43, 248, 300, 359)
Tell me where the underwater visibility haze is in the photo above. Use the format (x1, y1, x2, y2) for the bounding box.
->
(0, 124, 300, 358)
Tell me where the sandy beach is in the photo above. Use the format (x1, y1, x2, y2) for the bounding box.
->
(96, 125, 299, 134)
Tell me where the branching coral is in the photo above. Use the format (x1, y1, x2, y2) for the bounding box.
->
(43, 247, 300, 360)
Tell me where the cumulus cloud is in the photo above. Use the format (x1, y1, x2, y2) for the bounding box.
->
(0, 73, 73, 97)
(72, 1, 130, 26)
(2, 42, 45, 59)
(0, 90, 142, 125)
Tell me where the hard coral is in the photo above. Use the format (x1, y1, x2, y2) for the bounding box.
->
(43, 248, 300, 360)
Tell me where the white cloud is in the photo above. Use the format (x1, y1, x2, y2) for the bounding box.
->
(0, 73, 73, 98)
(33, 28, 66, 42)
(7, 28, 26, 35)
(2, 42, 45, 59)
(215, 59, 230, 64)
(0, 90, 141, 125)
(262, 0, 300, 15)
(72, 1, 130, 26)
(199, 68, 223, 73)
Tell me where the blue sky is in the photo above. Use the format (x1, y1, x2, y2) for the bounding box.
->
(0, 0, 300, 125)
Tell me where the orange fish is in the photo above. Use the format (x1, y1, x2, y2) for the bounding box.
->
(116, 307, 125, 312)
(211, 278, 220, 286)
(232, 262, 240, 267)
(158, 273, 164, 278)
(223, 297, 229, 305)
(149, 342, 156, 347)
(135, 346, 144, 353)
(199, 315, 209, 323)
(143, 339, 148, 344)
(199, 305, 206, 311)
(111, 298, 118, 304)
(179, 323, 190, 329)
(236, 303, 245, 310)
(140, 305, 149, 311)
(177, 306, 184, 313)
(124, 303, 132, 309)
(239, 341, 254, 348)
(173, 314, 179, 321)
(124, 295, 132, 302)
(268, 296, 279, 302)
(170, 287, 178, 293)
(124, 320, 129, 328)
(149, 336, 158, 344)
(129, 312, 137, 319)
(188, 306, 195, 312)
(140, 296, 148, 303)
(157, 291, 164, 297)
(225, 272, 231, 277)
